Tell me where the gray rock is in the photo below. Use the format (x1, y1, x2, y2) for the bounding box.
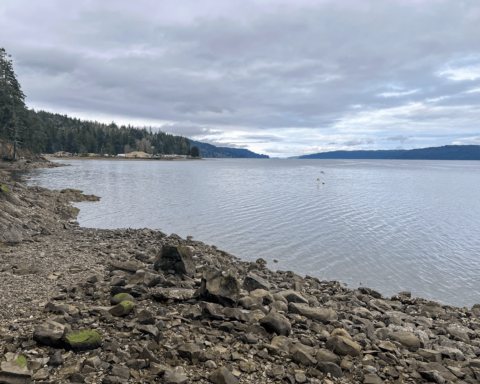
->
(199, 270, 241, 307)
(288, 302, 337, 322)
(243, 273, 272, 292)
(177, 343, 201, 361)
(209, 366, 239, 384)
(259, 312, 292, 336)
(281, 290, 309, 304)
(318, 362, 343, 378)
(33, 320, 66, 346)
(316, 348, 341, 365)
(152, 288, 196, 302)
(154, 245, 195, 276)
(325, 336, 362, 357)
(164, 370, 189, 384)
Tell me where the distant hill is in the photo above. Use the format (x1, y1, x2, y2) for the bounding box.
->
(189, 140, 269, 158)
(297, 145, 480, 160)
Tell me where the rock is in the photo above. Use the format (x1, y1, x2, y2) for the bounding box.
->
(209, 366, 239, 384)
(0, 354, 32, 384)
(318, 362, 343, 378)
(281, 290, 309, 304)
(243, 273, 272, 292)
(250, 289, 275, 305)
(390, 331, 420, 350)
(200, 301, 225, 320)
(154, 245, 195, 276)
(364, 373, 384, 383)
(64, 330, 102, 351)
(152, 288, 196, 302)
(111, 293, 135, 305)
(326, 336, 362, 357)
(111, 365, 130, 380)
(417, 348, 442, 362)
(108, 301, 135, 317)
(293, 349, 317, 366)
(48, 350, 64, 366)
(33, 320, 66, 346)
(198, 269, 241, 307)
(164, 370, 189, 384)
(270, 336, 293, 353)
(316, 349, 341, 365)
(259, 312, 292, 336)
(288, 302, 337, 322)
(110, 259, 146, 273)
(177, 343, 201, 361)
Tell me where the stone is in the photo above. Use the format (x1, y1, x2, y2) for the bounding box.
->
(326, 336, 362, 357)
(417, 348, 442, 362)
(0, 354, 32, 384)
(48, 350, 63, 366)
(293, 349, 317, 366)
(110, 259, 146, 273)
(281, 290, 309, 304)
(318, 362, 343, 378)
(390, 331, 420, 350)
(270, 335, 293, 353)
(209, 366, 239, 384)
(111, 293, 135, 305)
(64, 330, 102, 351)
(33, 320, 66, 346)
(288, 302, 337, 322)
(177, 343, 201, 361)
(200, 301, 225, 320)
(316, 348, 341, 365)
(154, 245, 195, 276)
(259, 312, 292, 336)
(250, 289, 275, 305)
(164, 370, 189, 384)
(199, 269, 241, 307)
(137, 309, 155, 325)
(108, 301, 135, 317)
(364, 373, 384, 383)
(111, 365, 130, 380)
(243, 273, 272, 292)
(152, 288, 196, 302)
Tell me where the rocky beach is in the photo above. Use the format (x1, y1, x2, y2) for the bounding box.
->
(1, 158, 480, 384)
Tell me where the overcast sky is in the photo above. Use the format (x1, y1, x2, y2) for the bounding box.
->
(1, 0, 480, 157)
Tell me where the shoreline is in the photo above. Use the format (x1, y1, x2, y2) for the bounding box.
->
(44, 156, 203, 162)
(1, 158, 480, 384)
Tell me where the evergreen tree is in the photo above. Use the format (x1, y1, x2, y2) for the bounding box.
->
(0, 48, 27, 158)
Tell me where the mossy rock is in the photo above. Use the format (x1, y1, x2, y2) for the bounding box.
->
(108, 301, 135, 317)
(111, 293, 135, 305)
(14, 355, 27, 368)
(0, 185, 10, 193)
(64, 330, 102, 351)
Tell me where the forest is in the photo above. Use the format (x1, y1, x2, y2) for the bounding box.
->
(0, 47, 191, 157)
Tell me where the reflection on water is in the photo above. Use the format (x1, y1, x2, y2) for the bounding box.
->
(26, 159, 480, 307)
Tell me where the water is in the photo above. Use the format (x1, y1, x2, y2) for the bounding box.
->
(26, 159, 480, 307)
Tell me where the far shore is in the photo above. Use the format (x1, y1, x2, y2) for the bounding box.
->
(44, 155, 203, 162)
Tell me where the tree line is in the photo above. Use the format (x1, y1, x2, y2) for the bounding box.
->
(1, 47, 197, 158)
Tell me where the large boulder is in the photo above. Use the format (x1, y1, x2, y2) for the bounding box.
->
(259, 312, 292, 336)
(288, 303, 337, 322)
(33, 321, 66, 346)
(198, 270, 241, 307)
(154, 245, 195, 277)
(390, 331, 420, 350)
(281, 290, 309, 304)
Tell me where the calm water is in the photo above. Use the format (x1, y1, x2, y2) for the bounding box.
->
(26, 159, 480, 307)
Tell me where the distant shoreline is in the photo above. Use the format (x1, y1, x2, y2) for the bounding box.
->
(44, 155, 203, 162)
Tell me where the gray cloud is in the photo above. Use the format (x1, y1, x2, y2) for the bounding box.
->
(384, 135, 415, 144)
(2, 0, 480, 156)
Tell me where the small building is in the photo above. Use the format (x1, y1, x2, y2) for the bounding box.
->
(125, 151, 151, 159)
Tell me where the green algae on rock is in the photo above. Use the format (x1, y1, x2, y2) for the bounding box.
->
(108, 300, 135, 317)
(0, 185, 10, 193)
(111, 293, 135, 305)
(64, 330, 102, 351)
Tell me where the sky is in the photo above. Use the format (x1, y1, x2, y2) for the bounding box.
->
(1, 0, 480, 157)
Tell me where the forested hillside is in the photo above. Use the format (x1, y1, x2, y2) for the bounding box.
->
(297, 145, 480, 160)
(189, 140, 269, 158)
(1, 47, 191, 157)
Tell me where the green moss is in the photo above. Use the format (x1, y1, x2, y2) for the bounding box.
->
(0, 185, 10, 193)
(221, 273, 237, 286)
(119, 301, 135, 311)
(14, 355, 26, 367)
(113, 293, 131, 302)
(66, 330, 101, 344)
(73, 189, 83, 194)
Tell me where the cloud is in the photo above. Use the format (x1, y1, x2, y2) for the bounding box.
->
(1, 0, 480, 156)
(384, 135, 415, 144)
